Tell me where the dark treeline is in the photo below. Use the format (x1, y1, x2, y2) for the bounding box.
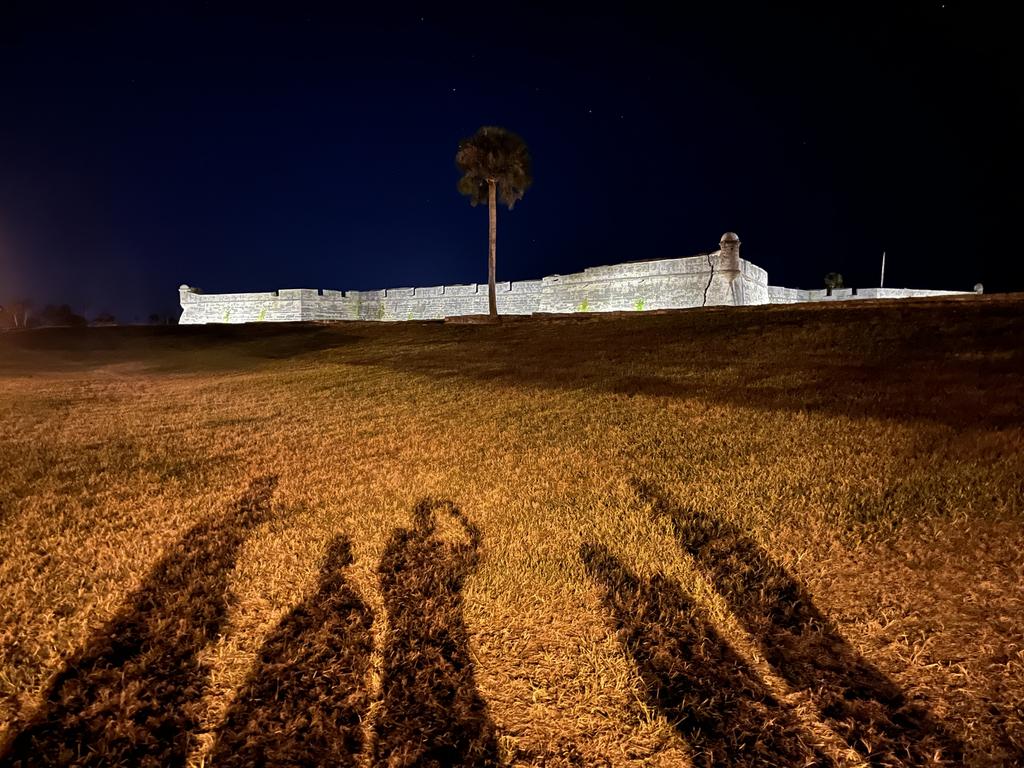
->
(0, 301, 178, 329)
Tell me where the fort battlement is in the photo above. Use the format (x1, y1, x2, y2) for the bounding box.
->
(178, 233, 972, 324)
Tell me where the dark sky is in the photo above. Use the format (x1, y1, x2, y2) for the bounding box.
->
(1, 2, 1020, 320)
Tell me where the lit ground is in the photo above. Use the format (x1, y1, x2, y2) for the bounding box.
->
(1, 296, 1022, 767)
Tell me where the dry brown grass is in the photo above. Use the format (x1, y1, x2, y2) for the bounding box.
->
(0, 295, 1021, 766)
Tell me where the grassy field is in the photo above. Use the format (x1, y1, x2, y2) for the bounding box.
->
(0, 295, 1022, 767)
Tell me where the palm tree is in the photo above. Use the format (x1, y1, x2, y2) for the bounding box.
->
(456, 126, 532, 319)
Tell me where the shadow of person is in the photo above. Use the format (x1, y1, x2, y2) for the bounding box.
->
(372, 498, 501, 768)
(0, 475, 279, 768)
(632, 479, 965, 766)
(208, 534, 374, 767)
(580, 543, 832, 768)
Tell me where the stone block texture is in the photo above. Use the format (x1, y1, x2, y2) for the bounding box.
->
(178, 234, 972, 324)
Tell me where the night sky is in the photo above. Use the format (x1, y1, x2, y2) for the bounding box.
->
(1, 3, 1020, 321)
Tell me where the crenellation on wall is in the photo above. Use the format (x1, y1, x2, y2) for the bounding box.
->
(444, 284, 480, 296)
(178, 233, 974, 324)
(767, 286, 810, 304)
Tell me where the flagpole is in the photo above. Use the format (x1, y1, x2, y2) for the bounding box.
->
(880, 251, 886, 288)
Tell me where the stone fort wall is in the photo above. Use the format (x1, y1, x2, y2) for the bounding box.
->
(178, 233, 971, 324)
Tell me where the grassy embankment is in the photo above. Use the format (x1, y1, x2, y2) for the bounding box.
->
(0, 295, 1022, 766)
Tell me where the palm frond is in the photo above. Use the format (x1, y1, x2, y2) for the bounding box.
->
(455, 126, 533, 209)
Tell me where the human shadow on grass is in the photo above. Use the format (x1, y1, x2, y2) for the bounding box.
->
(209, 534, 374, 767)
(0, 475, 279, 768)
(580, 543, 832, 768)
(372, 498, 501, 768)
(633, 479, 965, 766)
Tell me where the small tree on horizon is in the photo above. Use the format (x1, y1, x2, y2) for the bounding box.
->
(824, 272, 844, 292)
(455, 126, 532, 319)
(38, 304, 87, 328)
(2, 299, 33, 328)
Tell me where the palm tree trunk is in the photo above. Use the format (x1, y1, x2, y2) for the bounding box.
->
(487, 180, 497, 318)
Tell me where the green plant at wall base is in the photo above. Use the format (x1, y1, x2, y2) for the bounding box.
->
(377, 303, 386, 320)
(257, 308, 267, 322)
(407, 312, 413, 321)
(577, 298, 590, 312)
(223, 310, 231, 322)
(635, 298, 646, 311)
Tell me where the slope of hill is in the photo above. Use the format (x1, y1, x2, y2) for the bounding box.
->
(1, 296, 1022, 766)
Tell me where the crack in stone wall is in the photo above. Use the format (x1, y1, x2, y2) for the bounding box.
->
(702, 252, 715, 307)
